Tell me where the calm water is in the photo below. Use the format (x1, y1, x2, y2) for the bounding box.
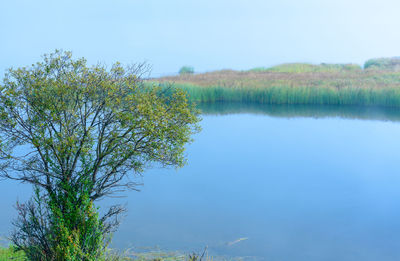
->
(2, 104, 400, 260)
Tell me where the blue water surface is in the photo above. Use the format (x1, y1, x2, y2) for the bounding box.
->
(1, 104, 400, 261)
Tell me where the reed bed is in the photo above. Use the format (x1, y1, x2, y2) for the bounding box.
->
(151, 64, 400, 107)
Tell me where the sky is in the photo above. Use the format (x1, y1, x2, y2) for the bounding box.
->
(1, 0, 400, 77)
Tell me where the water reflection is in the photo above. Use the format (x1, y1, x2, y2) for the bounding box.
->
(2, 103, 400, 261)
(198, 102, 400, 121)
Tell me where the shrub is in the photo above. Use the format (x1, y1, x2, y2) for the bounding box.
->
(0, 246, 26, 260)
(247, 67, 269, 72)
(179, 66, 194, 75)
(364, 57, 400, 70)
(12, 185, 107, 261)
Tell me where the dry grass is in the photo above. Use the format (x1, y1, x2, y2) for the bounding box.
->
(155, 69, 400, 90)
(149, 64, 400, 107)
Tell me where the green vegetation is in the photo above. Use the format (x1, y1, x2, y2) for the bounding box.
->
(0, 246, 26, 260)
(179, 66, 195, 75)
(0, 51, 200, 260)
(364, 57, 400, 70)
(152, 60, 400, 107)
(0, 246, 235, 261)
(253, 63, 362, 73)
(247, 67, 269, 72)
(173, 83, 400, 107)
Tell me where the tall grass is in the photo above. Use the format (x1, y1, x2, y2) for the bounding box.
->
(170, 83, 400, 107)
(151, 62, 400, 107)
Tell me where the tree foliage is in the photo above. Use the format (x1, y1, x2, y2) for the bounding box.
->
(12, 186, 106, 260)
(0, 50, 200, 259)
(179, 66, 194, 75)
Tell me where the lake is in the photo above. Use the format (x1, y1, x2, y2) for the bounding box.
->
(1, 103, 400, 261)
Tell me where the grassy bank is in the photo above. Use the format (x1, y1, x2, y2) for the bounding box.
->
(151, 61, 400, 107)
(0, 247, 180, 261)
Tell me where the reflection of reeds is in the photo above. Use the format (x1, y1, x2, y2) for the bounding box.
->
(198, 102, 400, 121)
(150, 66, 400, 107)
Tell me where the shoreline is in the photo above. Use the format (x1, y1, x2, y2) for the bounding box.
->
(150, 61, 400, 107)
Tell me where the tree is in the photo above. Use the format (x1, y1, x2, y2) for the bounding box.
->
(179, 66, 194, 75)
(0, 50, 200, 259)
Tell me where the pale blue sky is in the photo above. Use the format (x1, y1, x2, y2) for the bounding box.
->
(1, 0, 400, 76)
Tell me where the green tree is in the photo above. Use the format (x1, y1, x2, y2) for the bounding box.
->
(179, 66, 194, 75)
(0, 50, 200, 260)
